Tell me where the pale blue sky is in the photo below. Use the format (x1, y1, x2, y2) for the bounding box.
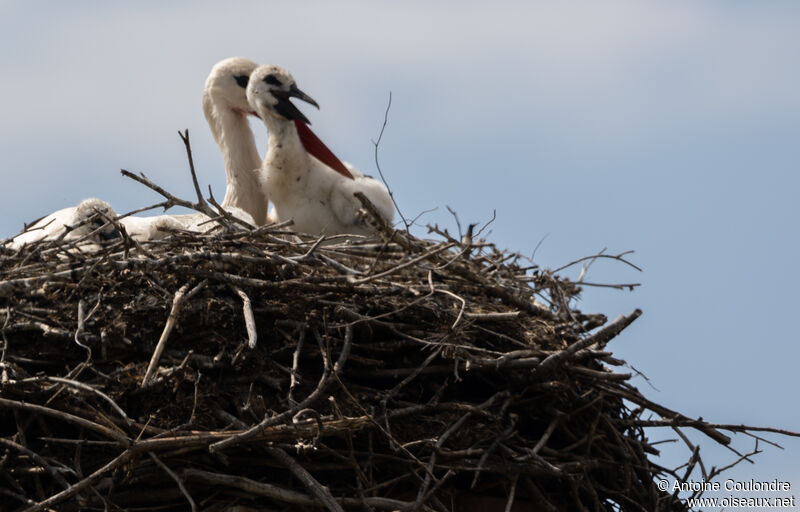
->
(1, 2, 798, 507)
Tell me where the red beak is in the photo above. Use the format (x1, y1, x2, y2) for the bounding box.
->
(294, 120, 355, 180)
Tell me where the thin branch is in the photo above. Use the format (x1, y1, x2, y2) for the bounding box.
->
(266, 446, 345, 512)
(24, 376, 131, 424)
(533, 309, 642, 377)
(209, 324, 353, 452)
(233, 286, 258, 349)
(177, 129, 207, 209)
(0, 397, 130, 446)
(21, 450, 134, 512)
(0, 439, 71, 491)
(183, 469, 414, 511)
(474, 209, 496, 238)
(289, 329, 306, 405)
(370, 91, 409, 230)
(148, 452, 197, 512)
(141, 280, 208, 387)
(553, 250, 642, 274)
(504, 473, 519, 512)
(445, 205, 463, 240)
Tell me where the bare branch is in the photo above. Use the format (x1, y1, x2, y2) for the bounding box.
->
(370, 91, 409, 231)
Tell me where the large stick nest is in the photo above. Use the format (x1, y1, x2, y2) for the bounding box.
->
(0, 174, 793, 512)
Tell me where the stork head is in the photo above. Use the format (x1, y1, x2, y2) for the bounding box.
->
(246, 64, 319, 125)
(203, 57, 260, 118)
(75, 198, 121, 242)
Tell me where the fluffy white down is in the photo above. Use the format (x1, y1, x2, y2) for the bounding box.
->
(177, 207, 256, 232)
(6, 198, 118, 251)
(247, 64, 394, 237)
(120, 207, 255, 241)
(7, 201, 255, 249)
(263, 155, 394, 236)
(118, 215, 185, 241)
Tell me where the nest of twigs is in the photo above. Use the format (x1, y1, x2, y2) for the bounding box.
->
(1, 145, 796, 511)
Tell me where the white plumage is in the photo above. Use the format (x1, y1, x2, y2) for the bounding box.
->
(117, 57, 264, 240)
(202, 57, 268, 225)
(246, 64, 394, 237)
(116, 214, 184, 241)
(118, 207, 256, 242)
(6, 58, 264, 249)
(7, 198, 119, 251)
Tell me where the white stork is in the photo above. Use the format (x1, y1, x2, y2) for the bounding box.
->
(246, 64, 394, 237)
(6, 58, 265, 248)
(7, 198, 119, 251)
(202, 57, 268, 225)
(116, 57, 263, 240)
(117, 208, 256, 242)
(116, 214, 183, 241)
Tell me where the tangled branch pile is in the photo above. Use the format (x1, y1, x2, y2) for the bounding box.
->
(0, 188, 792, 511)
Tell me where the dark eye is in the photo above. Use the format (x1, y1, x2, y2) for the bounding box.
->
(263, 74, 282, 87)
(234, 75, 249, 88)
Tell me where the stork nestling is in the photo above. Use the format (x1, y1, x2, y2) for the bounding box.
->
(246, 64, 394, 237)
(7, 198, 120, 251)
(7, 58, 264, 248)
(117, 207, 256, 242)
(119, 57, 263, 240)
(202, 57, 268, 225)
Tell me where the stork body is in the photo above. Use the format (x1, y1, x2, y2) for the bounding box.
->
(246, 65, 394, 236)
(7, 198, 119, 251)
(119, 206, 256, 241)
(176, 206, 256, 232)
(118, 214, 185, 241)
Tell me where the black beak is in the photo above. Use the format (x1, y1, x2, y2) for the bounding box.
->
(99, 228, 122, 242)
(290, 83, 319, 109)
(272, 84, 319, 124)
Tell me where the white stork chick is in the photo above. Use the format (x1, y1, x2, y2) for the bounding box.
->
(203, 57, 268, 225)
(6, 59, 263, 248)
(118, 214, 185, 241)
(115, 57, 263, 242)
(118, 206, 256, 242)
(176, 206, 256, 232)
(7, 198, 120, 251)
(246, 65, 394, 237)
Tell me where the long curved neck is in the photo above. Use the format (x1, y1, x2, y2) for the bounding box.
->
(203, 94, 267, 224)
